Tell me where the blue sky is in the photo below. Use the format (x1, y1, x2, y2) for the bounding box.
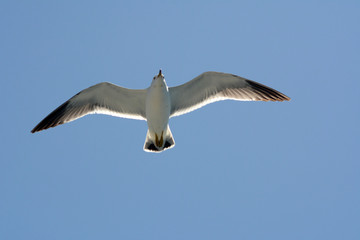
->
(1, 1, 359, 239)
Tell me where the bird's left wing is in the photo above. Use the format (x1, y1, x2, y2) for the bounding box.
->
(169, 71, 290, 117)
(31, 82, 147, 133)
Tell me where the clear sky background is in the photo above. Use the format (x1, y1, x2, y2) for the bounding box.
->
(1, 1, 359, 239)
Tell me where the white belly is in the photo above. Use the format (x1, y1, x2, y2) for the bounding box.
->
(145, 84, 171, 134)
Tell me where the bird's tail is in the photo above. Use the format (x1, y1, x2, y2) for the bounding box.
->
(143, 126, 175, 153)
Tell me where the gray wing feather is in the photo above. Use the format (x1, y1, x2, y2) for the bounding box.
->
(169, 71, 290, 117)
(31, 82, 147, 133)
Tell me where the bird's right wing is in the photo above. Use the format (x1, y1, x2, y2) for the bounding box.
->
(169, 71, 290, 117)
(31, 82, 147, 133)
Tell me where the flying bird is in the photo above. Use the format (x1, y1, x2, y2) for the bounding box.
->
(31, 70, 290, 152)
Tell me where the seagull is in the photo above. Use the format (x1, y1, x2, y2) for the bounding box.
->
(31, 70, 290, 152)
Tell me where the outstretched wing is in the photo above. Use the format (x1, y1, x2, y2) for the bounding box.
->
(169, 71, 290, 117)
(31, 82, 147, 133)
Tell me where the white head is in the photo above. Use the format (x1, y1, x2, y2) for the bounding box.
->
(151, 69, 166, 87)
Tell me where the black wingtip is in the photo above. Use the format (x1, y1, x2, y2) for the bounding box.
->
(30, 101, 70, 133)
(246, 80, 291, 102)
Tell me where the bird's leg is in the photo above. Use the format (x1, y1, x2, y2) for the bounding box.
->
(155, 131, 164, 147)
